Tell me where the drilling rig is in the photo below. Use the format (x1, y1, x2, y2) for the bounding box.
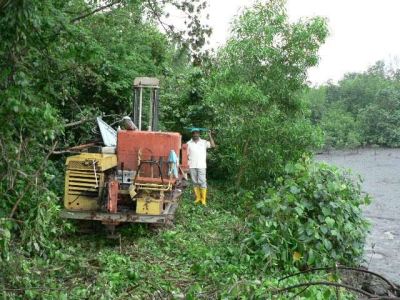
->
(60, 77, 189, 232)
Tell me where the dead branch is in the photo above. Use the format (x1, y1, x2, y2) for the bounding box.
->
(67, 142, 97, 151)
(52, 150, 81, 155)
(65, 117, 94, 128)
(53, 142, 98, 155)
(9, 141, 58, 219)
(64, 114, 120, 128)
(279, 266, 399, 294)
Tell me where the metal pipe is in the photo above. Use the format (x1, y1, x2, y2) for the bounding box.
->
(138, 87, 142, 130)
(148, 88, 153, 131)
(133, 87, 140, 128)
(152, 88, 159, 131)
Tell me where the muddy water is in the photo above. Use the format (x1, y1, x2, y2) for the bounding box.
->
(317, 148, 400, 284)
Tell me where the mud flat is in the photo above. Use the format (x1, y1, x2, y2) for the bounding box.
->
(317, 148, 400, 284)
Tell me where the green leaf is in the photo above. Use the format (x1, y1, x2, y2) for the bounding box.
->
(320, 226, 328, 234)
(321, 207, 330, 216)
(290, 186, 300, 194)
(294, 206, 303, 215)
(323, 239, 332, 250)
(325, 217, 335, 227)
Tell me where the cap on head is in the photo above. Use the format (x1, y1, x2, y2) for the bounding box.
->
(191, 127, 201, 133)
(122, 116, 132, 121)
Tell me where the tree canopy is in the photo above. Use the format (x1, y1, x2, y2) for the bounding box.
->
(306, 60, 400, 148)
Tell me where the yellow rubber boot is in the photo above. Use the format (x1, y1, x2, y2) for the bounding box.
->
(194, 187, 201, 204)
(200, 188, 207, 206)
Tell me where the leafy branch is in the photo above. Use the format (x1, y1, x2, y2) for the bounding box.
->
(9, 141, 58, 219)
(71, 0, 123, 23)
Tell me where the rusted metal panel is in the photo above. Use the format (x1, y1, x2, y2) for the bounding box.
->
(107, 180, 119, 213)
(117, 130, 181, 177)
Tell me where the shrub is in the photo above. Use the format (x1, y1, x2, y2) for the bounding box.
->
(243, 156, 370, 270)
(21, 190, 68, 256)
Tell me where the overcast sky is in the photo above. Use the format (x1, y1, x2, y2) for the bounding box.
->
(205, 0, 400, 85)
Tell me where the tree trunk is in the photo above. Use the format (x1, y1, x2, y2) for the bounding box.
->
(235, 139, 249, 188)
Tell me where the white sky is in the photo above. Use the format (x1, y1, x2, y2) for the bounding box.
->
(204, 0, 400, 85)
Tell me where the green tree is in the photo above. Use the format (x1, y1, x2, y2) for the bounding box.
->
(320, 106, 361, 149)
(205, 0, 328, 187)
(360, 88, 400, 146)
(302, 85, 327, 124)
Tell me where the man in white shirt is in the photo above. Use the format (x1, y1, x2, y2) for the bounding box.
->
(187, 128, 215, 206)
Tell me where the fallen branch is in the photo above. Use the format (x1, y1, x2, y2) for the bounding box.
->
(9, 141, 58, 219)
(273, 281, 376, 298)
(279, 265, 399, 294)
(53, 142, 98, 154)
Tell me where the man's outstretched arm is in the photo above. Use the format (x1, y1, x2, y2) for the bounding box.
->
(208, 130, 216, 148)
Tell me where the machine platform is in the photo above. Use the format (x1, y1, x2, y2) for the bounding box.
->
(60, 201, 179, 224)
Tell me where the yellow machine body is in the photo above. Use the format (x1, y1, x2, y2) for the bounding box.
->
(64, 153, 117, 211)
(136, 196, 163, 215)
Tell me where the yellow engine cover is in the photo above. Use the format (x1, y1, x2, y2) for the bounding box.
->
(64, 153, 117, 211)
(136, 197, 163, 215)
(65, 153, 117, 171)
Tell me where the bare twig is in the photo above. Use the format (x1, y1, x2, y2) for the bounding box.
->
(368, 243, 376, 268)
(9, 141, 58, 218)
(290, 285, 310, 299)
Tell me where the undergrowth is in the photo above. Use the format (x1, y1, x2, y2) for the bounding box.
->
(0, 183, 359, 299)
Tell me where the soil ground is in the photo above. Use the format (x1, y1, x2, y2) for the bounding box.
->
(317, 148, 400, 284)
